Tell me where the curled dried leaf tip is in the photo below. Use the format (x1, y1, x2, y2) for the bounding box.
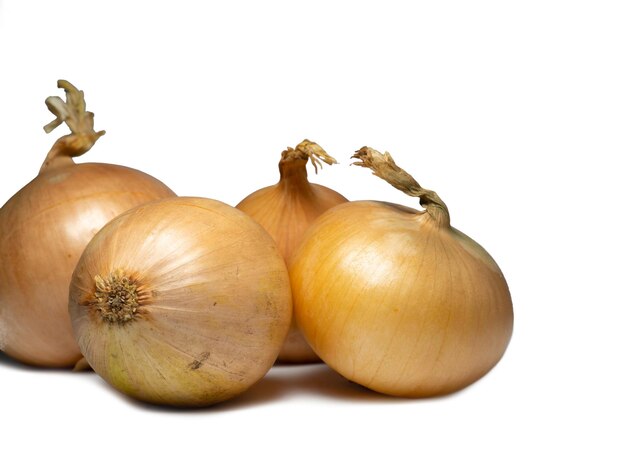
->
(40, 80, 106, 172)
(352, 147, 420, 193)
(282, 139, 337, 174)
(352, 146, 450, 226)
(44, 80, 105, 138)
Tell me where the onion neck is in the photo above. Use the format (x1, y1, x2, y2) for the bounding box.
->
(39, 80, 105, 174)
(352, 147, 451, 227)
(278, 156, 311, 190)
(40, 131, 105, 173)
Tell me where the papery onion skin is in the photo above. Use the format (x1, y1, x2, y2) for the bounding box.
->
(0, 81, 175, 367)
(237, 140, 347, 363)
(290, 148, 513, 397)
(69, 197, 292, 407)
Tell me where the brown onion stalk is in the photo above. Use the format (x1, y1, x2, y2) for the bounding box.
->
(236, 140, 348, 363)
(0, 80, 175, 367)
(290, 147, 514, 397)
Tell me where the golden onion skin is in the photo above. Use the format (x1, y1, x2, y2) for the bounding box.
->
(0, 163, 174, 366)
(238, 175, 347, 266)
(237, 140, 347, 363)
(290, 145, 514, 397)
(0, 80, 175, 367)
(291, 201, 513, 397)
(69, 197, 292, 407)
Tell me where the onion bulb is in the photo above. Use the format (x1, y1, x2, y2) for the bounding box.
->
(290, 147, 513, 397)
(0, 80, 175, 367)
(69, 197, 292, 407)
(237, 140, 347, 363)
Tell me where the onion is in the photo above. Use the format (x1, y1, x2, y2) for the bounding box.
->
(0, 80, 175, 367)
(69, 197, 292, 407)
(236, 140, 347, 363)
(290, 147, 513, 397)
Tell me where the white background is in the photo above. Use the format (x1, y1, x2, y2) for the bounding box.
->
(1, 1, 624, 468)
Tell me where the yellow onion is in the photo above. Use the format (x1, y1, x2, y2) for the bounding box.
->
(290, 147, 513, 397)
(0, 80, 175, 367)
(237, 140, 347, 363)
(69, 197, 292, 407)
